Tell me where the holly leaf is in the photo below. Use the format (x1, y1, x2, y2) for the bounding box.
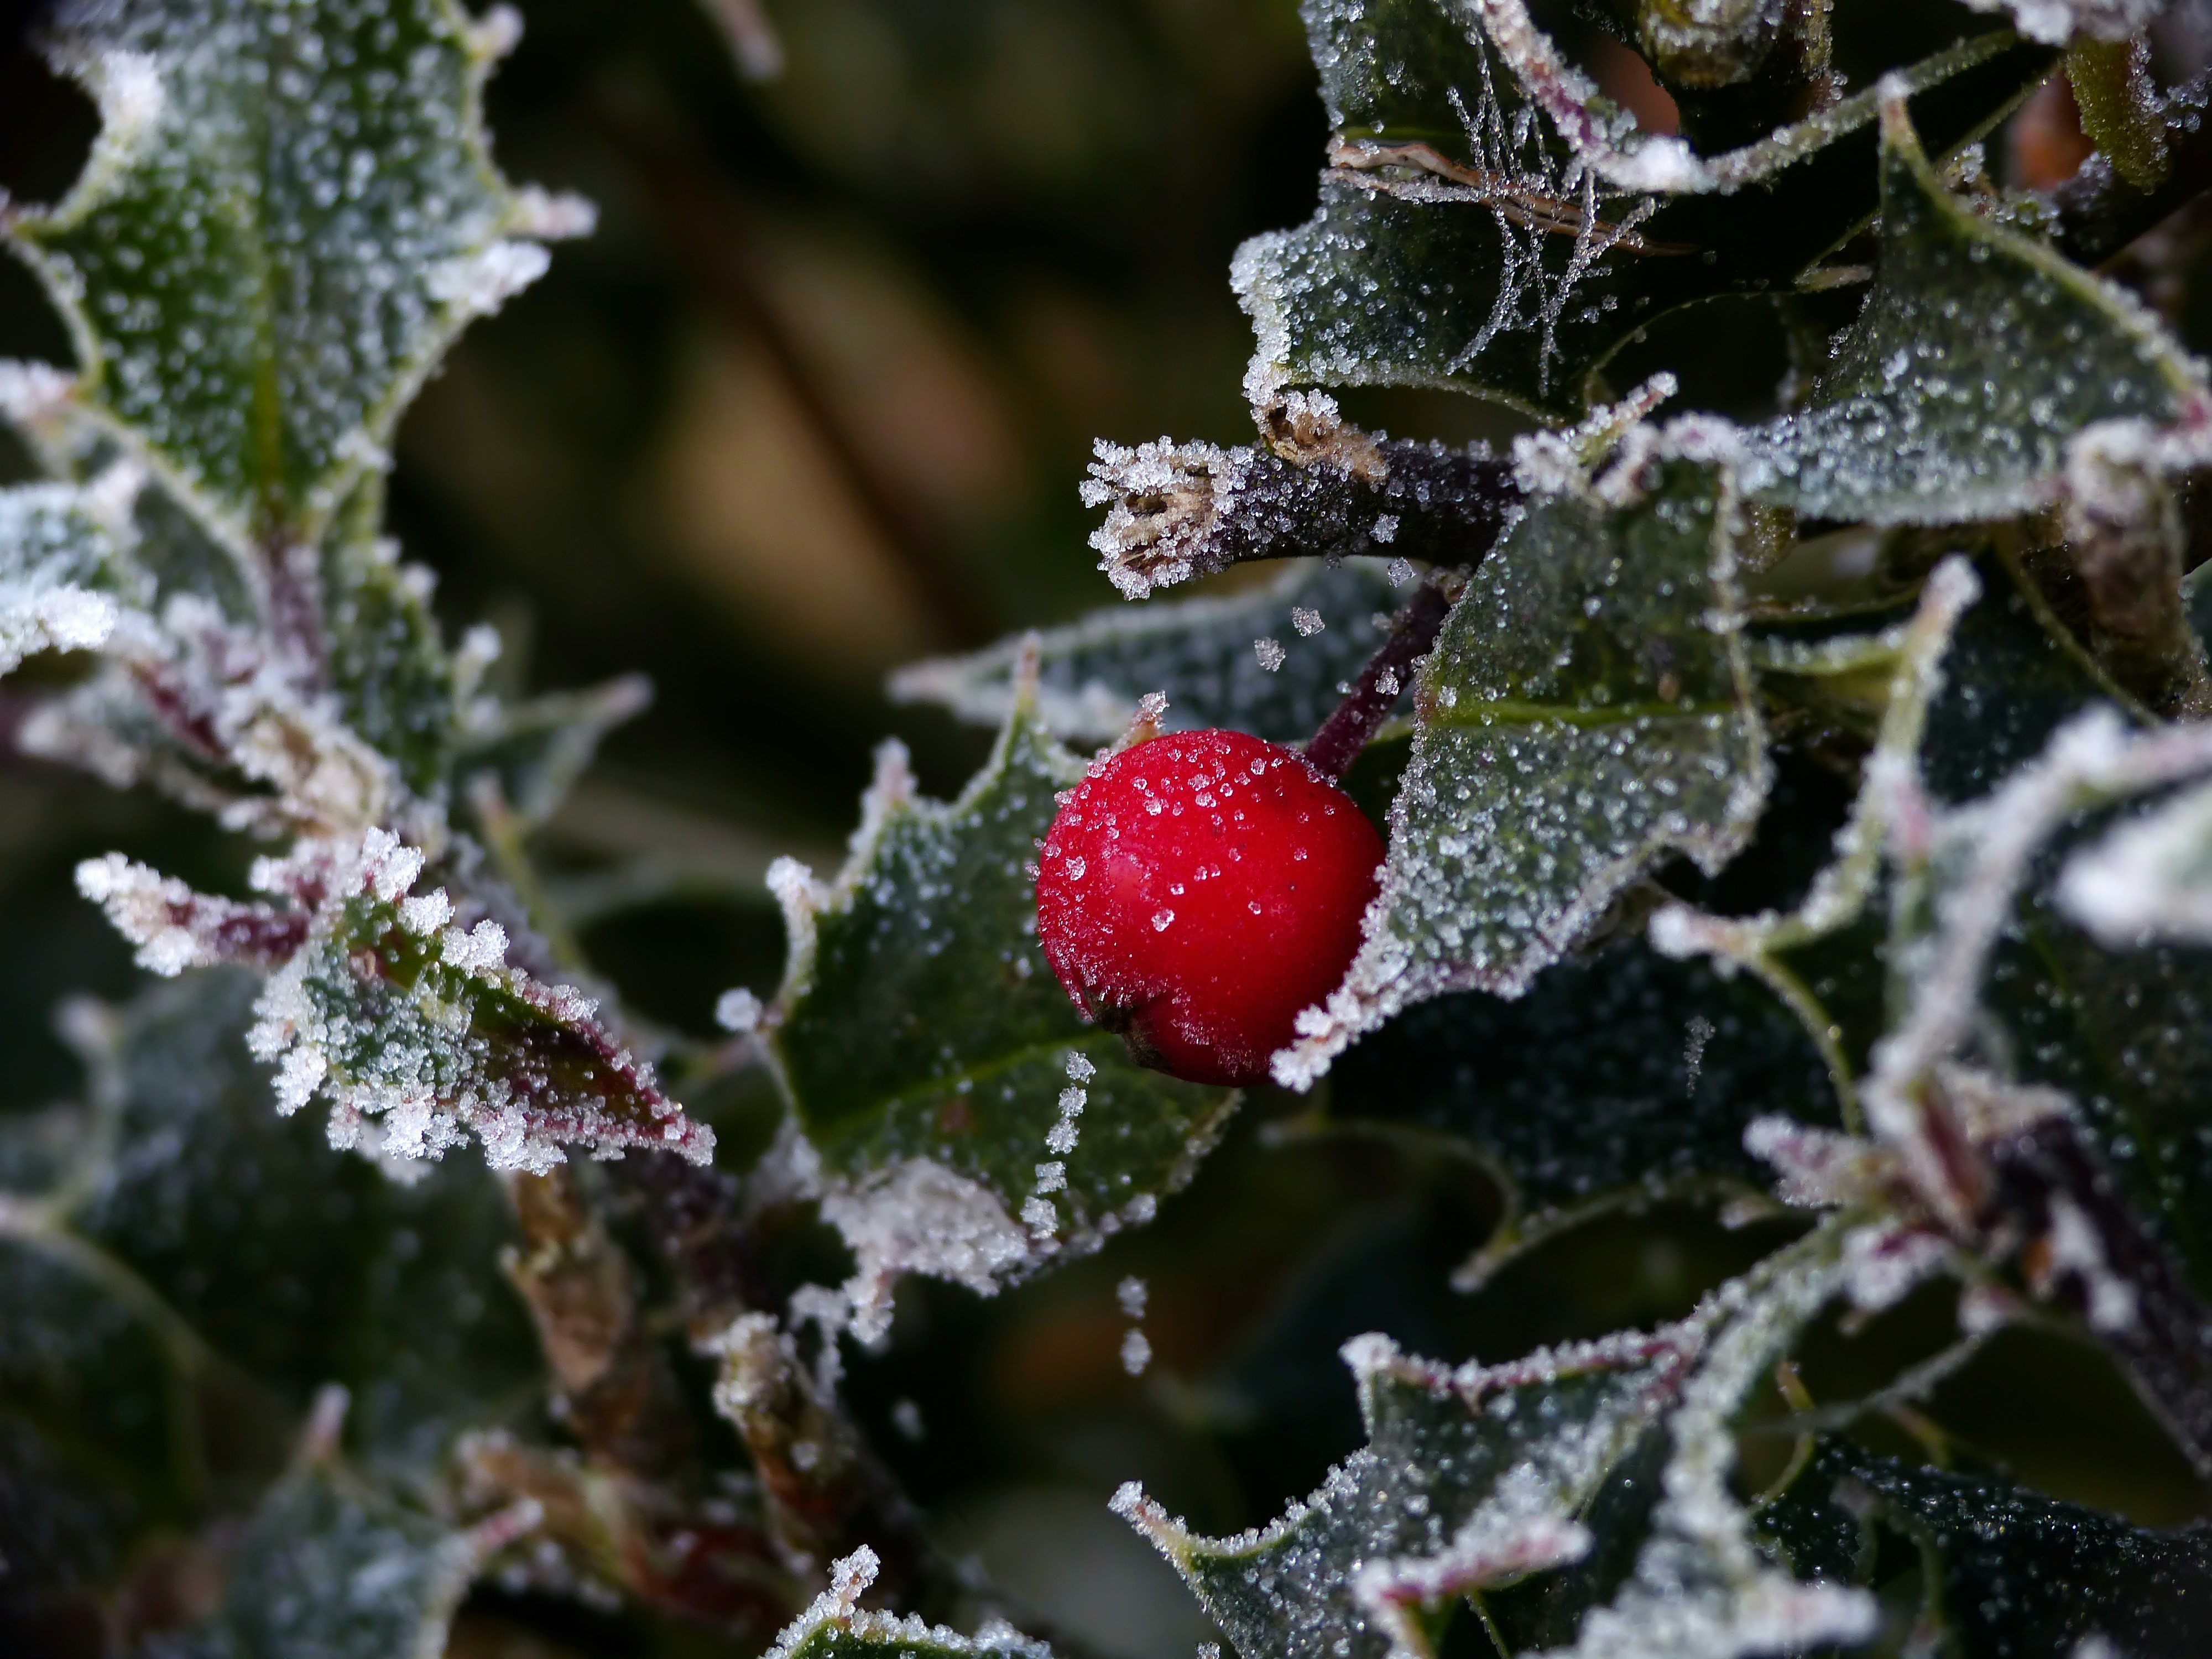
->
(1119, 1223, 1876, 1659)
(246, 831, 716, 1175)
(1742, 97, 2204, 526)
(1115, 1329, 1686, 1659)
(1328, 940, 1835, 1278)
(1276, 451, 1766, 1089)
(766, 667, 1235, 1342)
(71, 969, 541, 1479)
(890, 560, 1409, 747)
(1761, 1438, 2212, 1657)
(1240, 1, 2049, 420)
(0, 474, 143, 675)
(4, 0, 586, 555)
(155, 1457, 531, 1659)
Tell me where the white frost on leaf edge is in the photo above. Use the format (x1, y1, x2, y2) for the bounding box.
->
(762, 1546, 1052, 1659)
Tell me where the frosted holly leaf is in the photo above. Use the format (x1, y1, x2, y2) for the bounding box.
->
(1241, 2, 2050, 419)
(0, 473, 145, 676)
(61, 969, 540, 1477)
(1275, 451, 1766, 1090)
(1761, 1438, 2212, 1653)
(248, 828, 715, 1175)
(765, 664, 1234, 1340)
(1520, 1224, 1875, 1659)
(761, 1548, 1049, 1659)
(451, 673, 655, 829)
(4, 0, 588, 555)
(889, 561, 1406, 745)
(161, 1453, 536, 1659)
(1329, 941, 1836, 1282)
(1114, 1327, 1697, 1659)
(1741, 93, 2203, 527)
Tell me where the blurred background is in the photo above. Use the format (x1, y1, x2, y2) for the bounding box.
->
(4, 1, 2212, 1653)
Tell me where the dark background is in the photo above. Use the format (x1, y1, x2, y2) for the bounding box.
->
(4, 2, 2210, 1653)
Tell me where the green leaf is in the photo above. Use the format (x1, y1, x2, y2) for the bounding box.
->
(68, 969, 541, 1480)
(0, 474, 142, 675)
(1761, 1438, 2212, 1657)
(161, 1457, 528, 1659)
(890, 560, 1409, 747)
(6, 0, 585, 554)
(1742, 98, 2203, 526)
(1240, 3, 2049, 419)
(1277, 451, 1765, 1089)
(1115, 1329, 1686, 1659)
(248, 830, 716, 1175)
(764, 1548, 1051, 1659)
(320, 516, 467, 802)
(1328, 940, 1836, 1276)
(766, 672, 1235, 1342)
(1119, 1222, 1877, 1659)
(1511, 1232, 1875, 1659)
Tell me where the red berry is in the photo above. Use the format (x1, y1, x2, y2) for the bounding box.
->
(1035, 728, 1384, 1087)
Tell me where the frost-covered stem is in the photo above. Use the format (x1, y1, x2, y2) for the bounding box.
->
(504, 1166, 696, 1483)
(2051, 64, 2212, 266)
(1083, 431, 1517, 599)
(1983, 1118, 2212, 1481)
(1305, 574, 1458, 782)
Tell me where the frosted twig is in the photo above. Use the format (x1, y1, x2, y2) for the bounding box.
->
(1082, 427, 1516, 600)
(1304, 573, 1459, 782)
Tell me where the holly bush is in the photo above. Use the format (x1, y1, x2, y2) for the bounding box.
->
(5, 0, 2212, 1656)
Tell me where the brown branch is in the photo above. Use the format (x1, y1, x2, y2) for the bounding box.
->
(1982, 1118, 2212, 1483)
(1304, 573, 1459, 782)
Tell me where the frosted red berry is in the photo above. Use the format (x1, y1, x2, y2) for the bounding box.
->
(1035, 728, 1384, 1087)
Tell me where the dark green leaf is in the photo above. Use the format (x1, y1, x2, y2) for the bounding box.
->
(1279, 453, 1765, 1088)
(7, 0, 580, 550)
(1329, 940, 1835, 1264)
(1241, 3, 2048, 419)
(1743, 100, 2201, 526)
(68, 969, 541, 1480)
(157, 1460, 517, 1659)
(1762, 1438, 2212, 1659)
(768, 677, 1234, 1340)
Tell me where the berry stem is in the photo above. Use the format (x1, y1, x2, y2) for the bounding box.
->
(1304, 573, 1459, 782)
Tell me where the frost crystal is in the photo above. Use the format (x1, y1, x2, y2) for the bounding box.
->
(1120, 1329, 1152, 1377)
(1117, 1275, 1148, 1319)
(714, 987, 765, 1033)
(1291, 607, 1326, 638)
(1254, 637, 1287, 673)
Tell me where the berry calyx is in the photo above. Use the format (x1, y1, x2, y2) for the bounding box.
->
(1035, 728, 1384, 1087)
